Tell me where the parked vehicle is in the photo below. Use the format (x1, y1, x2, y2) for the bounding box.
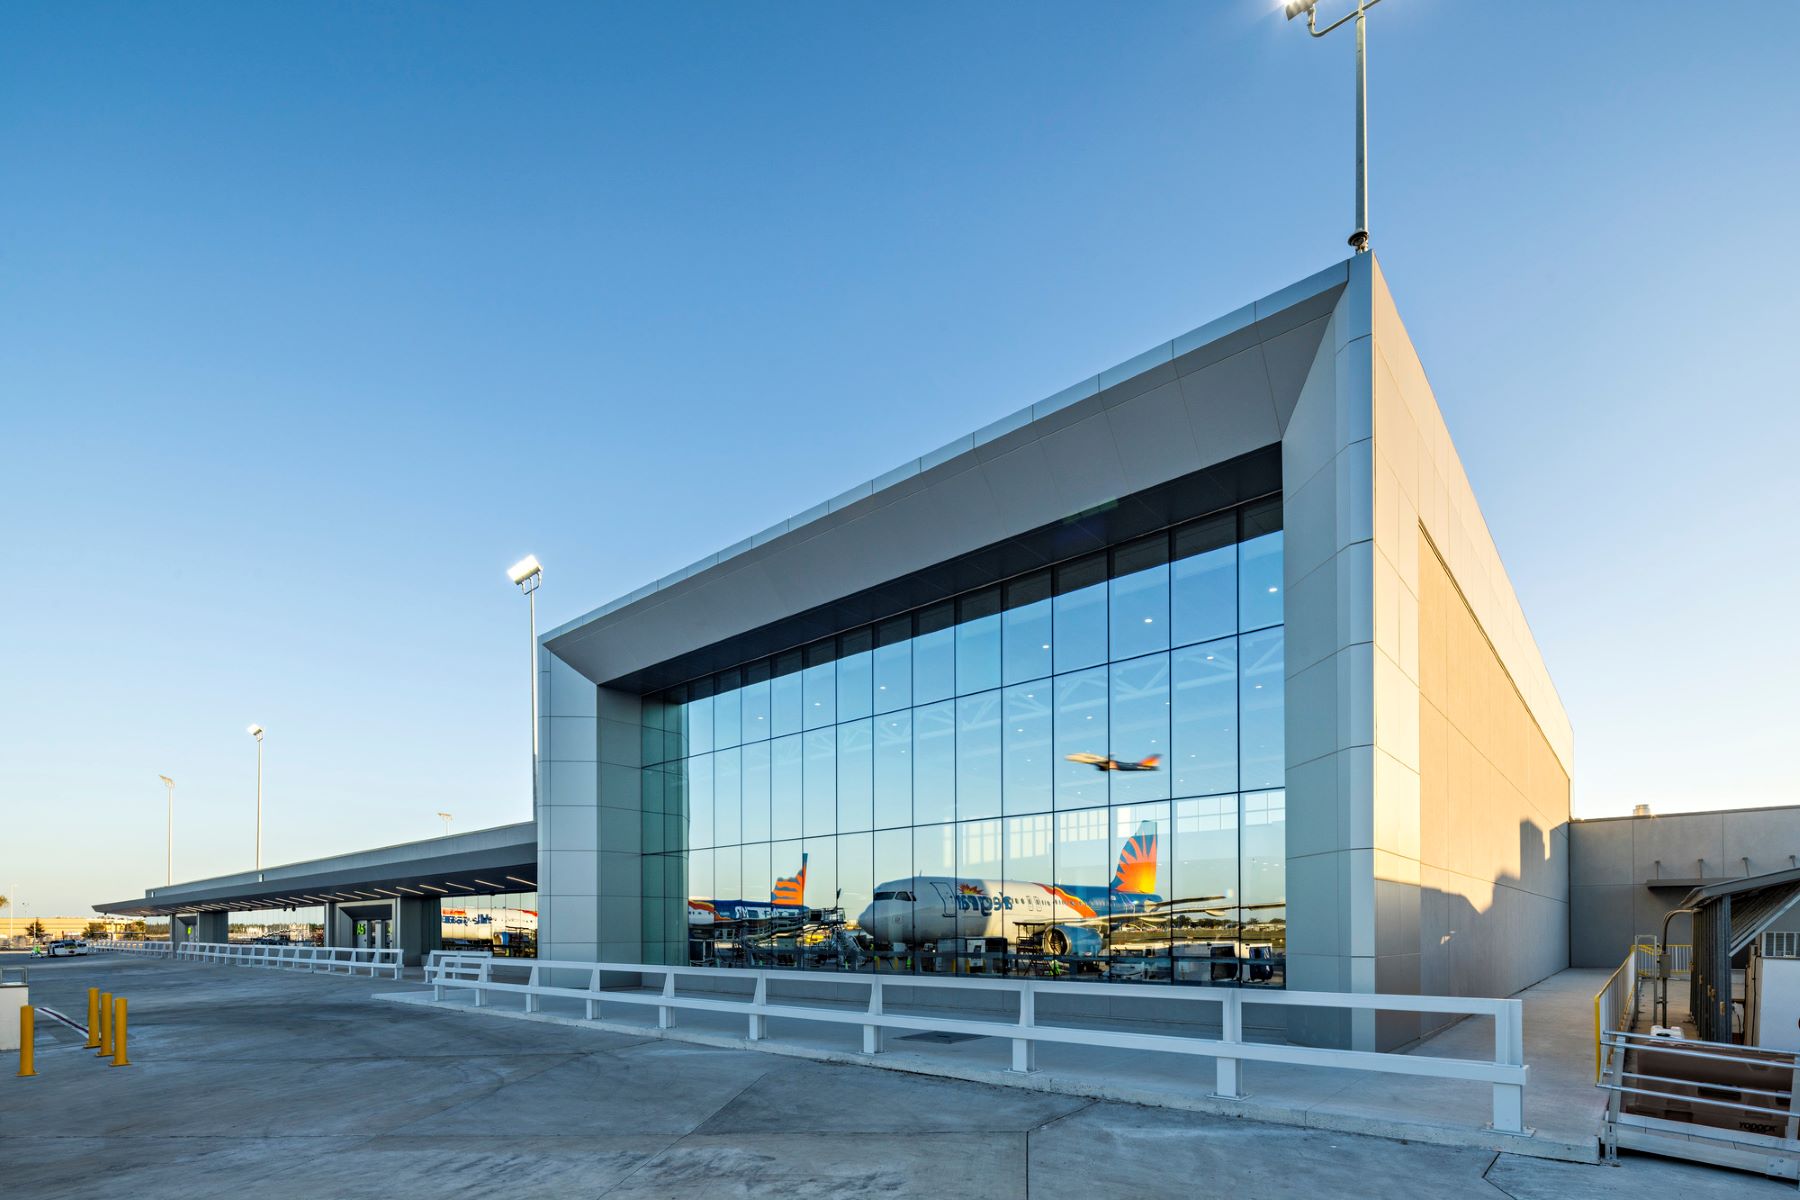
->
(47, 938, 90, 957)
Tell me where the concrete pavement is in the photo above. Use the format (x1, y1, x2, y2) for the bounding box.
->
(0, 956, 1787, 1199)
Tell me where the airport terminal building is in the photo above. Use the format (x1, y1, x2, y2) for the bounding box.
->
(533, 254, 1574, 1031)
(95, 255, 1574, 1049)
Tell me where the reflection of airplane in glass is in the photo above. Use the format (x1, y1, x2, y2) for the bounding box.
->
(857, 821, 1170, 956)
(1064, 752, 1161, 773)
(440, 906, 537, 946)
(688, 854, 810, 926)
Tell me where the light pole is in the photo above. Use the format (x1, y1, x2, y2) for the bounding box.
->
(506, 555, 543, 808)
(158, 775, 175, 885)
(1285, 0, 1384, 253)
(438, 811, 453, 837)
(247, 724, 265, 870)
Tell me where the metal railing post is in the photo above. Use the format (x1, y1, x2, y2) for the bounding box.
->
(749, 974, 768, 1041)
(863, 978, 883, 1055)
(1491, 1000, 1526, 1134)
(585, 968, 600, 1020)
(1012, 982, 1037, 1073)
(1213, 990, 1244, 1099)
(658, 971, 676, 1029)
(474, 958, 489, 1007)
(525, 965, 541, 1013)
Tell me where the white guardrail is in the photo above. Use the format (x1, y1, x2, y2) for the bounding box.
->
(92, 940, 173, 957)
(423, 951, 1530, 1135)
(175, 941, 403, 979)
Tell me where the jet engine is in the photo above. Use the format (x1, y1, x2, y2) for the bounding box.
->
(1041, 925, 1105, 958)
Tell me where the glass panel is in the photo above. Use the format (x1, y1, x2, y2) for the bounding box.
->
(1109, 536, 1170, 661)
(742, 741, 771, 844)
(688, 693, 714, 756)
(1240, 790, 1286, 984)
(873, 616, 912, 714)
(837, 719, 873, 833)
(837, 831, 874, 970)
(873, 709, 912, 829)
(913, 603, 955, 704)
(955, 690, 1002, 821)
(956, 818, 1004, 952)
(803, 646, 836, 729)
(771, 651, 803, 737)
(713, 678, 741, 751)
(956, 588, 1002, 696)
(1173, 794, 1240, 982)
(837, 628, 873, 722)
(1108, 653, 1170, 804)
(689, 752, 713, 850)
(741, 670, 771, 744)
(1239, 628, 1284, 790)
(742, 841, 771, 912)
(1002, 679, 1052, 815)
(714, 844, 741, 914)
(1002, 574, 1053, 689)
(1003, 813, 1054, 951)
(1052, 667, 1108, 810)
(797, 837, 835, 968)
(1239, 530, 1283, 632)
(913, 822, 955, 961)
(803, 727, 836, 836)
(1172, 513, 1236, 647)
(1109, 802, 1173, 975)
(1171, 638, 1237, 799)
(713, 746, 741, 848)
(770, 839, 801, 912)
(770, 733, 802, 842)
(1053, 555, 1107, 674)
(872, 827, 914, 950)
(911, 700, 956, 826)
(1052, 807, 1111, 957)
(688, 847, 714, 960)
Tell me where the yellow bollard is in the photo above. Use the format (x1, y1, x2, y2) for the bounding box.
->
(85, 988, 101, 1049)
(17, 1007, 34, 1077)
(96, 991, 113, 1057)
(111, 997, 129, 1067)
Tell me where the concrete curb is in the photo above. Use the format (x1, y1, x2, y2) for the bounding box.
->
(375, 990, 1599, 1164)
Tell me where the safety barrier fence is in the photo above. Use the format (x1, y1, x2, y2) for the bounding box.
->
(1592, 945, 1640, 1083)
(92, 940, 173, 957)
(1599, 1027, 1800, 1181)
(423, 951, 1531, 1135)
(174, 941, 403, 979)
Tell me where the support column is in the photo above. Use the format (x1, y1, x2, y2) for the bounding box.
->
(194, 912, 229, 943)
(396, 895, 442, 967)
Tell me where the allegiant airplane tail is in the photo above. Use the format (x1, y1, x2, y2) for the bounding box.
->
(771, 854, 808, 907)
(1110, 820, 1159, 895)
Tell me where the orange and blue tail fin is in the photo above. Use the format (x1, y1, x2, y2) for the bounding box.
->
(772, 854, 808, 907)
(1111, 820, 1159, 894)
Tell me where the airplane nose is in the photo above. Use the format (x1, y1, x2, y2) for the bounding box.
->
(855, 906, 873, 930)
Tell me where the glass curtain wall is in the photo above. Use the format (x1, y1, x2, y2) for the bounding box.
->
(438, 891, 539, 958)
(642, 497, 1284, 987)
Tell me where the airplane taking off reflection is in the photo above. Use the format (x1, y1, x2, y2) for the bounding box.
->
(856, 821, 1167, 957)
(1064, 752, 1161, 772)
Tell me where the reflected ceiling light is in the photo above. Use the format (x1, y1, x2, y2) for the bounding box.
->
(420, 884, 449, 893)
(473, 879, 502, 888)
(505, 876, 536, 888)
(395, 886, 424, 895)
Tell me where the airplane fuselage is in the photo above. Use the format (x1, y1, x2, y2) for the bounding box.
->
(856, 876, 1161, 947)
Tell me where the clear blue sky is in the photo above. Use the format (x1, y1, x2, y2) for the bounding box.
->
(3, 2, 1795, 917)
